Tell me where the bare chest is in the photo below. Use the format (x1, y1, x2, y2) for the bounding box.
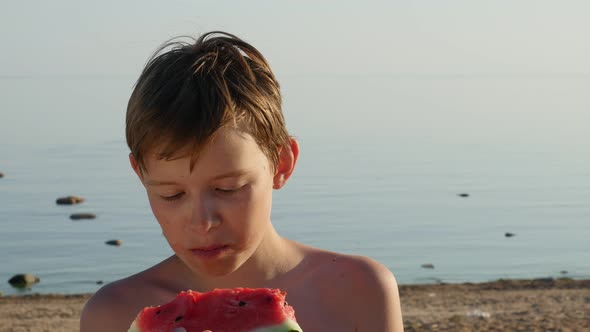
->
(291, 303, 356, 331)
(283, 285, 357, 332)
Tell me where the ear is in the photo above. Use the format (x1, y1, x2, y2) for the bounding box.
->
(129, 153, 145, 184)
(273, 137, 300, 190)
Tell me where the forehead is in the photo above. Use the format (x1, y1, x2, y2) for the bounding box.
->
(143, 126, 270, 177)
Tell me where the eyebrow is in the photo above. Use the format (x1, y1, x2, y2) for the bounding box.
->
(145, 179, 181, 186)
(145, 169, 251, 186)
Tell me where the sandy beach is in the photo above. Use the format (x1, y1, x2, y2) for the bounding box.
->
(1, 278, 588, 331)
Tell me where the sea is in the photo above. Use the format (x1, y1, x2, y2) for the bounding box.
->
(1, 74, 589, 296)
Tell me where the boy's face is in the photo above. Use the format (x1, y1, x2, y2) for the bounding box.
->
(130, 126, 296, 277)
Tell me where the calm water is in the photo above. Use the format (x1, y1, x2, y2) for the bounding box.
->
(1, 74, 589, 296)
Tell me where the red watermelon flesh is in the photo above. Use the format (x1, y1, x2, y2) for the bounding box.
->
(128, 288, 302, 332)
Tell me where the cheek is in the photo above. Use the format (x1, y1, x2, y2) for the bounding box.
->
(224, 185, 273, 235)
(147, 195, 185, 245)
(147, 195, 168, 224)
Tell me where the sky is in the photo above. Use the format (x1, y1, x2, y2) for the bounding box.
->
(1, 0, 590, 77)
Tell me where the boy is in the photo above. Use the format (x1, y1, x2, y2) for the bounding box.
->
(80, 31, 403, 331)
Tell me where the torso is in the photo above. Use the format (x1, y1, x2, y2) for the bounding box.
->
(108, 242, 359, 332)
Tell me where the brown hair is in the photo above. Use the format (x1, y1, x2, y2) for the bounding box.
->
(126, 31, 290, 174)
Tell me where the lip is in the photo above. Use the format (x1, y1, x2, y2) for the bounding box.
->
(190, 245, 229, 259)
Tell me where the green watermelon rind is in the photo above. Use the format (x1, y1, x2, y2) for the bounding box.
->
(127, 322, 140, 332)
(128, 319, 302, 332)
(127, 321, 139, 332)
(251, 319, 302, 332)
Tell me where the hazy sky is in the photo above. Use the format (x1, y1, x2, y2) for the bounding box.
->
(1, 0, 589, 77)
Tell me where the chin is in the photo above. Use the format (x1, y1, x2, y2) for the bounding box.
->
(204, 266, 238, 277)
(183, 254, 243, 277)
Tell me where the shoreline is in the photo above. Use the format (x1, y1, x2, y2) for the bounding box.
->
(1, 278, 589, 331)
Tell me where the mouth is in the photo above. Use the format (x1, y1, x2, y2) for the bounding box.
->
(190, 245, 230, 259)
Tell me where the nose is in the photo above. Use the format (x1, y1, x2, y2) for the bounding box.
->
(189, 194, 221, 233)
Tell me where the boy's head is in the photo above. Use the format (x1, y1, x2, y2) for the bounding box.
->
(126, 31, 290, 175)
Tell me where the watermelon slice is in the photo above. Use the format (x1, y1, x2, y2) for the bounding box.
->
(128, 288, 302, 332)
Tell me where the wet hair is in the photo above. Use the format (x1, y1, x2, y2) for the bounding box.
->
(126, 31, 289, 173)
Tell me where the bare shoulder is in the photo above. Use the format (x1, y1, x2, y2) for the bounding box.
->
(80, 276, 141, 332)
(310, 251, 404, 332)
(80, 257, 179, 332)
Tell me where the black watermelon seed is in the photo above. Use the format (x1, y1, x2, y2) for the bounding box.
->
(239, 301, 247, 307)
(175, 316, 183, 322)
(156, 310, 161, 315)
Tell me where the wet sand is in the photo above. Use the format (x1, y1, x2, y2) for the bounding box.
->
(1, 278, 588, 331)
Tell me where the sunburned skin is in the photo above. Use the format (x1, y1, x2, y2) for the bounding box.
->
(80, 127, 403, 332)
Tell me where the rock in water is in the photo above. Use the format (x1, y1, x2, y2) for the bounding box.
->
(105, 239, 123, 246)
(8, 274, 40, 288)
(505, 232, 515, 237)
(458, 193, 469, 197)
(421, 263, 435, 269)
(0, 172, 4, 178)
(70, 213, 96, 220)
(56, 196, 85, 205)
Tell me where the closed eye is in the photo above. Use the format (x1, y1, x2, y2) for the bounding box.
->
(215, 185, 247, 195)
(216, 188, 238, 194)
(161, 193, 184, 201)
